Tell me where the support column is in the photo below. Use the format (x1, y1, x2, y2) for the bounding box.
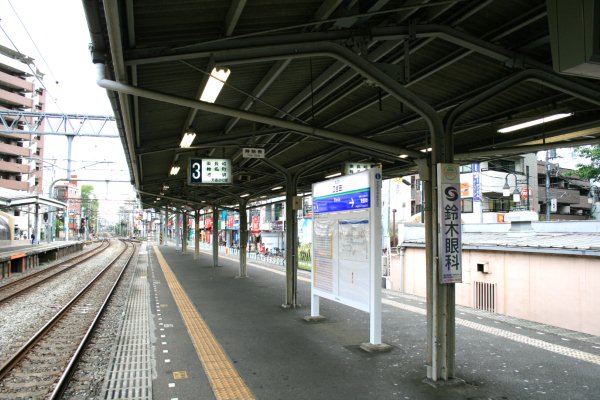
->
(182, 210, 188, 254)
(175, 210, 181, 250)
(194, 210, 200, 259)
(425, 116, 457, 384)
(64, 135, 74, 241)
(33, 204, 39, 244)
(238, 199, 248, 278)
(262, 159, 299, 308)
(212, 207, 219, 267)
(163, 207, 169, 245)
(283, 174, 298, 308)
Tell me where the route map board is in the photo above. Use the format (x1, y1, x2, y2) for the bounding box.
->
(309, 167, 384, 345)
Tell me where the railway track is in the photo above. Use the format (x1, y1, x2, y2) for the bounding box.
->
(0, 239, 138, 399)
(0, 239, 110, 304)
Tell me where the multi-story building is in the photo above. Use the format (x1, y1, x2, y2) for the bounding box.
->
(0, 45, 46, 237)
(536, 160, 592, 220)
(53, 177, 81, 238)
(0, 45, 45, 192)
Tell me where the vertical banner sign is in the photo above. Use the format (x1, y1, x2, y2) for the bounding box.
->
(437, 163, 462, 284)
(472, 163, 481, 201)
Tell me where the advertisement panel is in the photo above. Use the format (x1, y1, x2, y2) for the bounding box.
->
(437, 164, 462, 284)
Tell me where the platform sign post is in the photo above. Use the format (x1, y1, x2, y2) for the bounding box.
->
(307, 166, 388, 350)
(437, 163, 462, 283)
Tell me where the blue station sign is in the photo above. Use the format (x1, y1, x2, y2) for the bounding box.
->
(313, 188, 371, 214)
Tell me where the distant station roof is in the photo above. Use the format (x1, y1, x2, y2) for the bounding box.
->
(403, 230, 600, 256)
(0, 188, 66, 208)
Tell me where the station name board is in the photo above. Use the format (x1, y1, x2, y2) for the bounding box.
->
(188, 158, 232, 185)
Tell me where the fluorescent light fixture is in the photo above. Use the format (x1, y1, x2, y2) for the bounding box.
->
(325, 172, 342, 179)
(420, 147, 432, 153)
(169, 165, 180, 175)
(200, 67, 231, 103)
(163, 184, 169, 190)
(271, 186, 283, 191)
(399, 154, 408, 158)
(240, 193, 250, 198)
(498, 113, 573, 133)
(180, 131, 196, 148)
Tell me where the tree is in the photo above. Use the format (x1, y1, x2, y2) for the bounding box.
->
(573, 146, 600, 181)
(81, 185, 99, 234)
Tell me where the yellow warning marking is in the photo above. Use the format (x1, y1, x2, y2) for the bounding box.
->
(173, 371, 188, 380)
(153, 246, 255, 400)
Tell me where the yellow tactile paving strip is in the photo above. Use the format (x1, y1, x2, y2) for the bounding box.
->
(153, 246, 255, 400)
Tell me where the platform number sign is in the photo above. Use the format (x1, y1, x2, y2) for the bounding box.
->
(437, 163, 462, 284)
(188, 158, 232, 185)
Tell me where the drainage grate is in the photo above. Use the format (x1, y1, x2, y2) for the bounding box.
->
(102, 253, 152, 399)
(474, 281, 496, 313)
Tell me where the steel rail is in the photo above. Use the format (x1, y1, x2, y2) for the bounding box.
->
(0, 240, 133, 383)
(50, 239, 138, 399)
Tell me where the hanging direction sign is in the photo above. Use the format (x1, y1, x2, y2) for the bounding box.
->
(188, 158, 232, 185)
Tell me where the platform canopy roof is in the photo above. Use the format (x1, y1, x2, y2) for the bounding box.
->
(0, 188, 66, 208)
(82, 0, 600, 209)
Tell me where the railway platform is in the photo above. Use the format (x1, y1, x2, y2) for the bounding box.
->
(0, 240, 84, 280)
(116, 241, 600, 399)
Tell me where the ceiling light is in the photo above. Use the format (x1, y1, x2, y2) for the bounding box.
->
(399, 154, 408, 158)
(180, 131, 196, 148)
(169, 165, 180, 175)
(498, 113, 573, 133)
(271, 186, 283, 191)
(163, 184, 169, 190)
(200, 67, 231, 103)
(420, 148, 432, 153)
(325, 172, 342, 179)
(240, 193, 250, 197)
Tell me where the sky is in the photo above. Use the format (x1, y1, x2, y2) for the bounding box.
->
(0, 0, 136, 223)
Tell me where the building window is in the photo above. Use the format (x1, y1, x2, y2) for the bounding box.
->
(461, 198, 473, 213)
(459, 165, 473, 173)
(482, 198, 512, 212)
(488, 159, 516, 173)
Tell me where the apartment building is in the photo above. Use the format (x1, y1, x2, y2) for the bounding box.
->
(0, 45, 46, 237)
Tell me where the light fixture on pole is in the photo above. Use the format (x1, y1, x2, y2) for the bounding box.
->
(502, 173, 521, 202)
(180, 131, 196, 148)
(200, 67, 231, 103)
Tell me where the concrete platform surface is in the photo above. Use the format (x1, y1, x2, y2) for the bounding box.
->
(149, 243, 600, 400)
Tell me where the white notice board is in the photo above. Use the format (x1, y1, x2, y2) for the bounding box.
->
(310, 167, 383, 345)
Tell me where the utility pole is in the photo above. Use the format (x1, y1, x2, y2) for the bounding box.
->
(526, 165, 530, 211)
(545, 151, 551, 221)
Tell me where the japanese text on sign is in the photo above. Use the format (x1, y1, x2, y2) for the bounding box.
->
(437, 164, 462, 283)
